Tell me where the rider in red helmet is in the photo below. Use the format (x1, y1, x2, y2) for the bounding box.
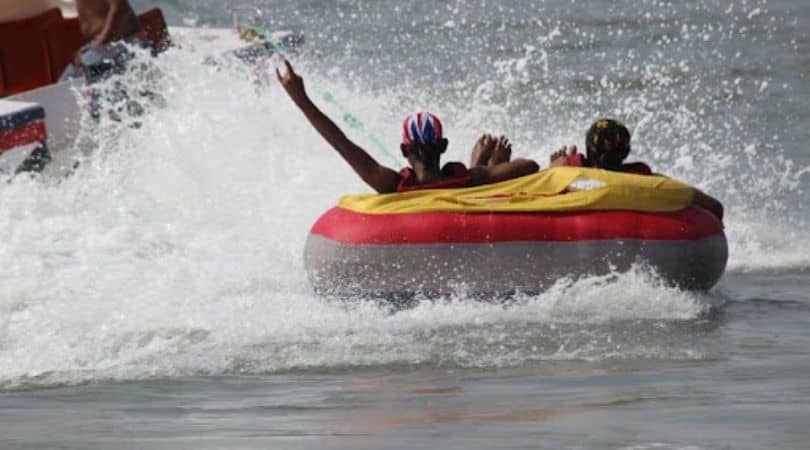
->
(276, 59, 540, 193)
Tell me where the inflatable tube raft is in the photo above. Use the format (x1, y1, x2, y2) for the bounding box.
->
(305, 167, 727, 298)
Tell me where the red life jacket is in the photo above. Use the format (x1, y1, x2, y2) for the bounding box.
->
(563, 153, 652, 175)
(563, 153, 587, 167)
(397, 162, 471, 192)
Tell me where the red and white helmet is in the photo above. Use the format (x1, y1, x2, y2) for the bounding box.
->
(401, 112, 443, 145)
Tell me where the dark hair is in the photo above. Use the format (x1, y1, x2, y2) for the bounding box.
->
(585, 119, 631, 170)
(406, 138, 448, 165)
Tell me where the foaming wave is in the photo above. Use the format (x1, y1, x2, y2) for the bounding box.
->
(1, 238, 716, 391)
(0, 44, 336, 390)
(725, 218, 810, 274)
(520, 264, 717, 322)
(0, 9, 790, 390)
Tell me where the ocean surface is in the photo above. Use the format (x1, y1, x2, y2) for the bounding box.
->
(2, 0, 809, 448)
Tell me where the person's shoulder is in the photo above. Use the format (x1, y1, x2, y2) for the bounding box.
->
(441, 161, 469, 177)
(622, 161, 653, 175)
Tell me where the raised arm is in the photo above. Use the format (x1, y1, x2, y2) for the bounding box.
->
(276, 60, 400, 193)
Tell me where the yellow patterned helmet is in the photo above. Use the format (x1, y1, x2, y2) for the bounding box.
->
(585, 118, 631, 170)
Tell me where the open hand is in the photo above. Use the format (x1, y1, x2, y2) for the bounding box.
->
(275, 58, 306, 101)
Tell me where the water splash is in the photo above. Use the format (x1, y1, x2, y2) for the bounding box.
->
(1, 0, 807, 390)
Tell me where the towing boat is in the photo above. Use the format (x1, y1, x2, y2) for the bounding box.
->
(0, 5, 300, 177)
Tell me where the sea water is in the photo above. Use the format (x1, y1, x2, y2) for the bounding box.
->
(1, 0, 808, 449)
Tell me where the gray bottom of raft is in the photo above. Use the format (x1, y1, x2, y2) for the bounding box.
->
(304, 234, 729, 299)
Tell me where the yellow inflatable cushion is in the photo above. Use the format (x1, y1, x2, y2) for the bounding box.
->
(339, 167, 695, 215)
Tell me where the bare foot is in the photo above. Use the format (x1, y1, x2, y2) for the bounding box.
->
(469, 133, 496, 167)
(549, 145, 577, 167)
(489, 135, 512, 166)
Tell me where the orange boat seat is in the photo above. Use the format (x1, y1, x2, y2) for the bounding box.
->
(138, 8, 171, 55)
(0, 8, 64, 96)
(43, 17, 85, 82)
